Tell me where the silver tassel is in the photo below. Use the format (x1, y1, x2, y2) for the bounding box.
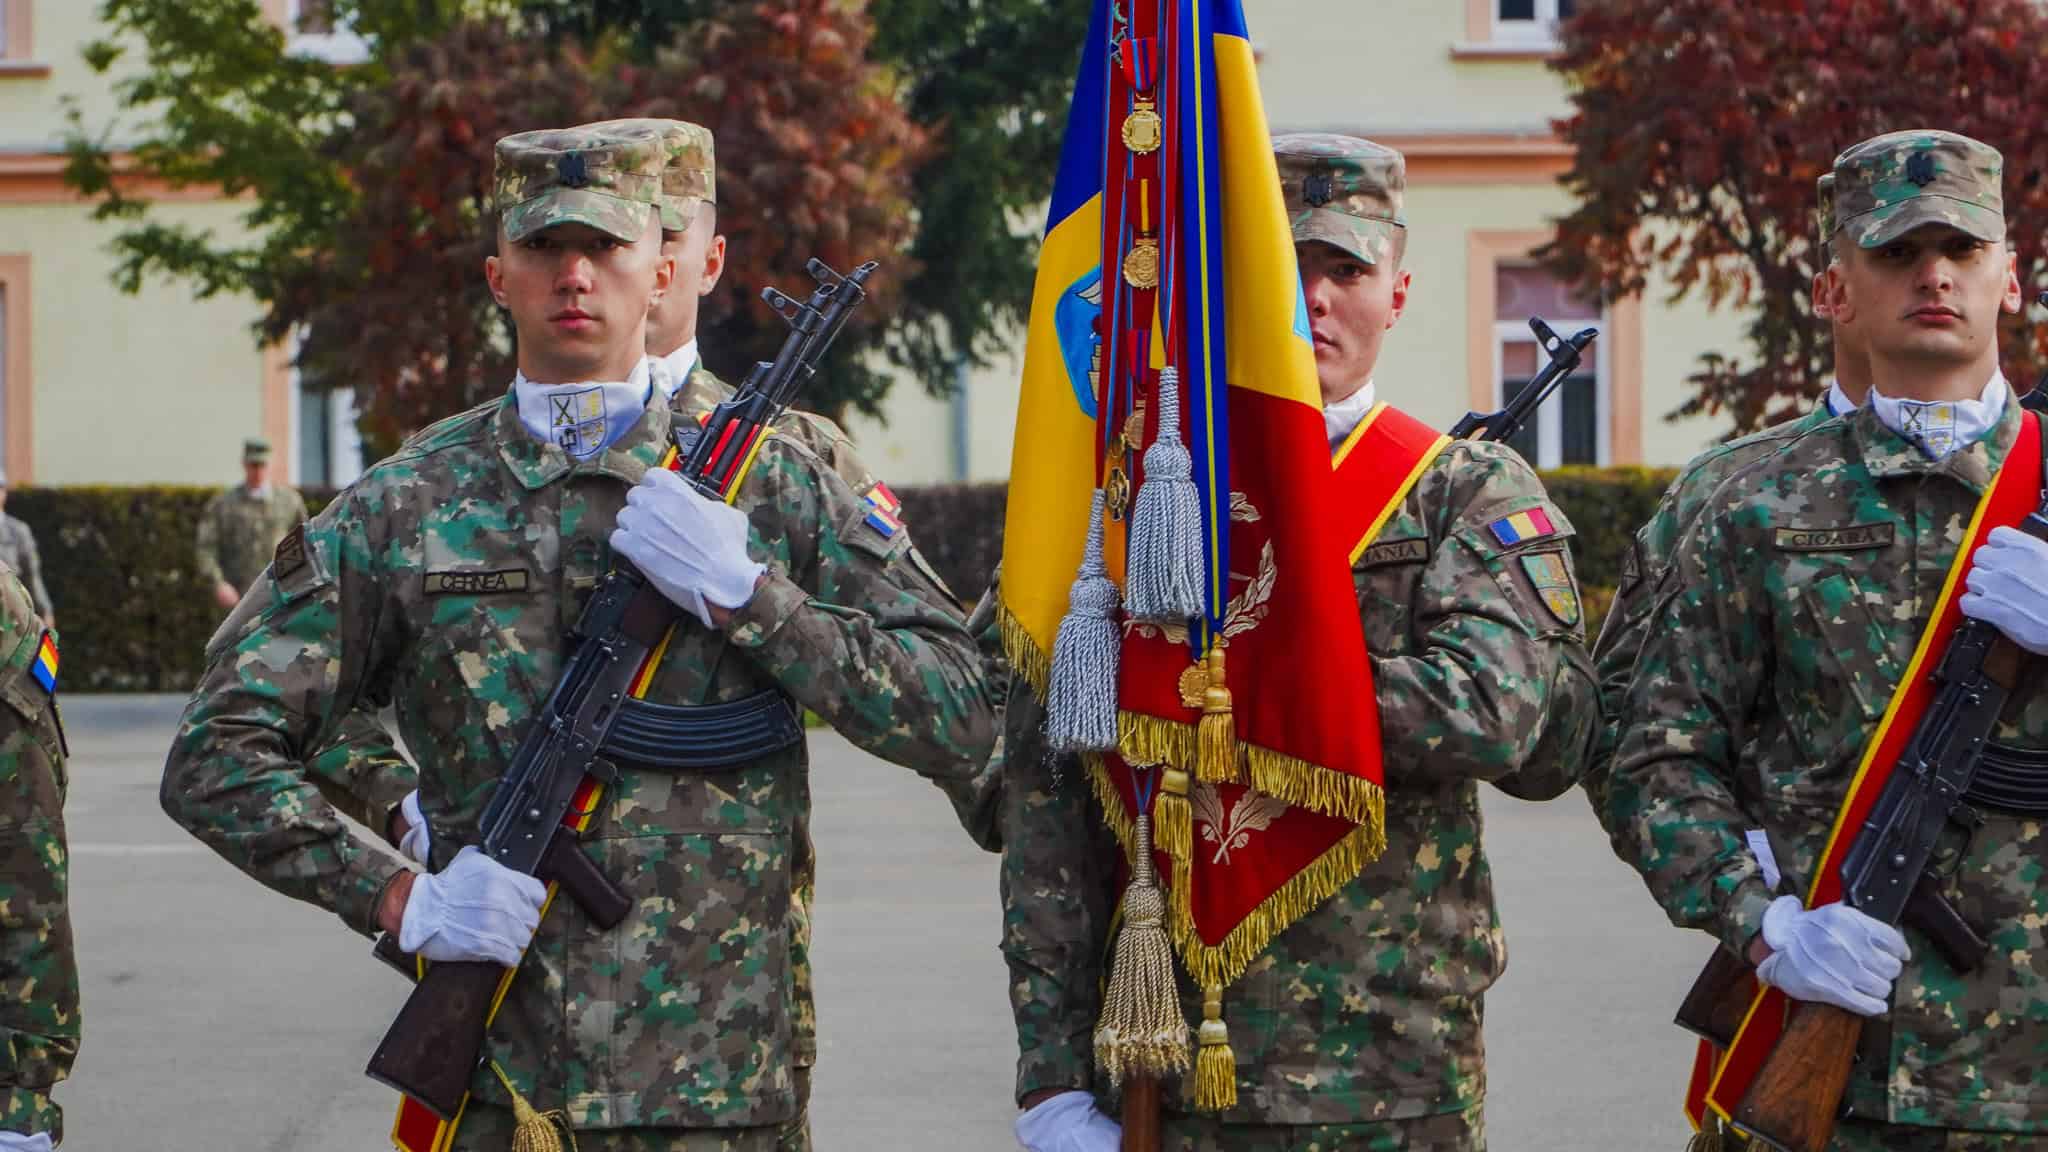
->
(1047, 490, 1121, 751)
(1123, 367, 1205, 620)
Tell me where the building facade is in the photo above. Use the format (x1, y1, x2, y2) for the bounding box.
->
(844, 0, 1752, 483)
(3, 0, 1757, 491)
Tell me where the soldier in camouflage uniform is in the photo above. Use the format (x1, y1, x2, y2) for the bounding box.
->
(0, 563, 76, 1152)
(1606, 130, 2048, 1150)
(161, 122, 994, 1151)
(195, 438, 308, 612)
(1582, 169, 1870, 833)
(1004, 135, 1597, 1152)
(0, 475, 52, 626)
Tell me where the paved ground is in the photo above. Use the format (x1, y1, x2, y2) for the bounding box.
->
(58, 695, 1701, 1150)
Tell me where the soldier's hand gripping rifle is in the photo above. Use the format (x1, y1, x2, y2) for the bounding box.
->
(365, 259, 878, 1120)
(1451, 317, 1600, 444)
(1722, 507, 2048, 1152)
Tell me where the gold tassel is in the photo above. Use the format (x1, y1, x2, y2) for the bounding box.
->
(491, 1061, 577, 1152)
(1193, 982, 1237, 1112)
(1152, 769, 1192, 870)
(1685, 1123, 1750, 1152)
(1093, 813, 1192, 1084)
(1194, 646, 1238, 783)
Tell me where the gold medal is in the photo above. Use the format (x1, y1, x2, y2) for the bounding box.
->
(1122, 99, 1162, 154)
(1123, 238, 1160, 289)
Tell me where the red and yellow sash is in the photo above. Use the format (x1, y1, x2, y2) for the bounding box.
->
(1686, 411, 2044, 1127)
(1091, 403, 1448, 986)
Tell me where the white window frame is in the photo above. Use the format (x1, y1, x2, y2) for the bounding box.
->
(1494, 0, 1571, 46)
(1490, 313, 1610, 469)
(285, 0, 371, 65)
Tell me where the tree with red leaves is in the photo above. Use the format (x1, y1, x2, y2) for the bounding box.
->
(71, 1, 927, 455)
(1544, 0, 2048, 433)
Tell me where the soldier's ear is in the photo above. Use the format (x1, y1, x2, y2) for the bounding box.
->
(484, 253, 509, 308)
(1823, 262, 1853, 324)
(2000, 248, 2023, 316)
(700, 233, 727, 297)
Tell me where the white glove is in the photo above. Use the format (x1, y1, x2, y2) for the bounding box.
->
(0, 1132, 53, 1152)
(397, 790, 431, 866)
(609, 467, 766, 628)
(1015, 1091, 1121, 1152)
(1756, 895, 1909, 1017)
(398, 845, 547, 967)
(1961, 525, 2048, 655)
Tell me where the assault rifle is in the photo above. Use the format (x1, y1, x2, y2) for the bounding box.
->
(1451, 317, 1600, 445)
(366, 258, 877, 1119)
(1678, 505, 2048, 1152)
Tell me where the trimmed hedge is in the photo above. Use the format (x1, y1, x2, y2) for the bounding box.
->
(21, 467, 1674, 691)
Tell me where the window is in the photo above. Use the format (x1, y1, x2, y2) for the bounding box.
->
(1493, 264, 1605, 468)
(1494, 0, 1575, 45)
(284, 0, 369, 65)
(289, 346, 364, 488)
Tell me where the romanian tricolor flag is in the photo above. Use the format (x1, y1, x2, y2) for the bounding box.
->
(999, 0, 1391, 1111)
(30, 632, 56, 694)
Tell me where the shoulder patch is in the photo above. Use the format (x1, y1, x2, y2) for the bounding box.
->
(1488, 506, 1561, 549)
(28, 631, 57, 695)
(273, 523, 308, 579)
(1357, 536, 1429, 569)
(1519, 551, 1582, 628)
(1772, 523, 1895, 552)
(861, 481, 905, 539)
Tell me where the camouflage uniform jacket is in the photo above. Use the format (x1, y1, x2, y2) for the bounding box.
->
(0, 517, 51, 620)
(0, 564, 76, 1140)
(1584, 404, 1836, 837)
(1004, 435, 1598, 1123)
(1606, 400, 2048, 1132)
(162, 387, 994, 1130)
(194, 483, 306, 591)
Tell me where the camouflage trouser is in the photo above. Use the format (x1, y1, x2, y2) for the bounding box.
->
(1827, 1120, 2044, 1151)
(452, 1071, 811, 1152)
(1160, 1104, 1484, 1152)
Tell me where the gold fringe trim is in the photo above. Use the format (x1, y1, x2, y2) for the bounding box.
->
(1193, 984, 1237, 1112)
(1117, 711, 1384, 828)
(1154, 770, 1194, 946)
(1085, 756, 1387, 992)
(1246, 754, 1386, 833)
(997, 601, 1052, 702)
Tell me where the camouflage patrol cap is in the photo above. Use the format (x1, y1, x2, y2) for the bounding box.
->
(243, 438, 272, 463)
(1832, 129, 2004, 249)
(579, 117, 716, 232)
(1274, 133, 1406, 266)
(493, 122, 666, 244)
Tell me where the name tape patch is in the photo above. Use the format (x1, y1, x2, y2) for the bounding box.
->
(1358, 537, 1429, 569)
(1772, 523, 1895, 552)
(424, 569, 533, 596)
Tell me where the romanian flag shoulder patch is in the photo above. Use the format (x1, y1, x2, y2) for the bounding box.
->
(1488, 507, 1559, 549)
(861, 482, 904, 539)
(30, 632, 57, 694)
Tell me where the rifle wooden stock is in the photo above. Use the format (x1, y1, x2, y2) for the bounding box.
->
(1733, 1003, 1861, 1152)
(366, 958, 505, 1119)
(1121, 1074, 1161, 1152)
(1675, 946, 1758, 1048)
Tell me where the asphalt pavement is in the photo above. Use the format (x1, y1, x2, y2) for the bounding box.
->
(56, 695, 1699, 1150)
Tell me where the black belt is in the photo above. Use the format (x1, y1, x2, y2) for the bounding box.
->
(1966, 742, 2048, 816)
(601, 690, 803, 772)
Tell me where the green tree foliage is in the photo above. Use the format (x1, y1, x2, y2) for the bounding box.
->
(71, 0, 1086, 452)
(1544, 0, 2048, 433)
